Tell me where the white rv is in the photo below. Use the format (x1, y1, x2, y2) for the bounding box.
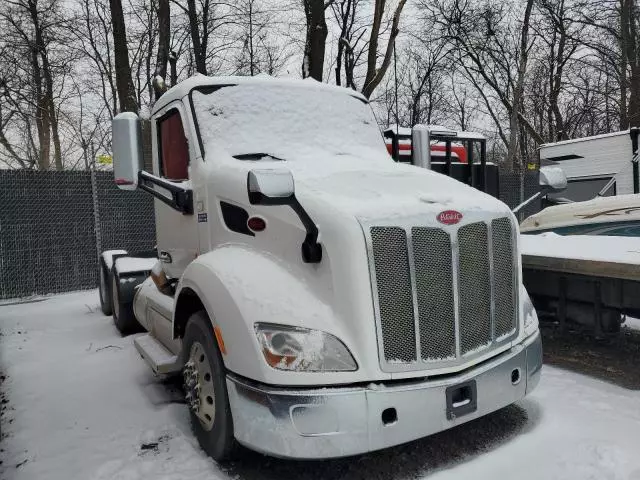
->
(539, 129, 640, 201)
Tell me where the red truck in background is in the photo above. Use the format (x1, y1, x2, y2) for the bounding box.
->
(384, 125, 468, 163)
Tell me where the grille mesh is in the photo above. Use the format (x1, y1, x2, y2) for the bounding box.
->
(370, 227, 417, 362)
(367, 216, 518, 369)
(457, 222, 492, 355)
(492, 218, 517, 338)
(412, 227, 456, 361)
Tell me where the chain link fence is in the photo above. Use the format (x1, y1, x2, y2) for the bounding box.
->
(0, 168, 540, 300)
(499, 170, 541, 220)
(0, 170, 155, 300)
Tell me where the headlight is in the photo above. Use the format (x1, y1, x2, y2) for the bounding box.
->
(522, 286, 539, 337)
(254, 323, 357, 372)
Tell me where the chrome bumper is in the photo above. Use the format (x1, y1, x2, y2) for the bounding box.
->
(226, 331, 542, 459)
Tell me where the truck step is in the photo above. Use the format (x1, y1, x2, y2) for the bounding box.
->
(134, 334, 181, 375)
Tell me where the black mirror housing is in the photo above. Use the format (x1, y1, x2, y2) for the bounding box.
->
(246, 169, 322, 263)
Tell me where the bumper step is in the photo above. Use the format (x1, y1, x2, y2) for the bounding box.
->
(134, 334, 181, 374)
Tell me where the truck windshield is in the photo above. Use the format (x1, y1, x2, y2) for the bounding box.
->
(191, 83, 387, 162)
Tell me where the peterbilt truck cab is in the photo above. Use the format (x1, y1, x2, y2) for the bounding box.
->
(99, 75, 542, 461)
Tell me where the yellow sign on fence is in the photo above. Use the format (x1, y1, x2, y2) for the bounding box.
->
(97, 154, 112, 165)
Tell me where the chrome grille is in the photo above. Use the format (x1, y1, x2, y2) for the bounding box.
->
(366, 216, 518, 371)
(369, 227, 416, 362)
(412, 227, 456, 361)
(458, 222, 492, 355)
(492, 218, 517, 338)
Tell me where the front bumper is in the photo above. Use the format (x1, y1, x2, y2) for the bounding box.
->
(226, 330, 542, 459)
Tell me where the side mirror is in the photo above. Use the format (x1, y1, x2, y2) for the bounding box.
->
(246, 168, 322, 263)
(112, 112, 143, 190)
(247, 169, 295, 205)
(539, 166, 567, 194)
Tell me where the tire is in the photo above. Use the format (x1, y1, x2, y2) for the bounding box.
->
(111, 268, 140, 335)
(182, 311, 237, 461)
(98, 257, 113, 316)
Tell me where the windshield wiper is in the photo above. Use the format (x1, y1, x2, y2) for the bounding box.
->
(233, 153, 285, 161)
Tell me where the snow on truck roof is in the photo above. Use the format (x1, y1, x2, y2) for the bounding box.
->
(383, 124, 486, 140)
(153, 74, 368, 113)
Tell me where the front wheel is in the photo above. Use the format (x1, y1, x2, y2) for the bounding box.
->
(182, 311, 237, 461)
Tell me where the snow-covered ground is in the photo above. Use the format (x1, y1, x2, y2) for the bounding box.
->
(1, 291, 640, 480)
(625, 316, 640, 331)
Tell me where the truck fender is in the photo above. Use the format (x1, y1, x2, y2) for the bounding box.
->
(172, 245, 342, 381)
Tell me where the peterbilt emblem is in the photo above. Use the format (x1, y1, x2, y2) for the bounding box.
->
(437, 210, 463, 225)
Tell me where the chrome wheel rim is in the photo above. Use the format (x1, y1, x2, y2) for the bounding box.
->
(183, 341, 215, 431)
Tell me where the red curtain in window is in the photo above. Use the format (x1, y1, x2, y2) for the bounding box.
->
(160, 112, 189, 180)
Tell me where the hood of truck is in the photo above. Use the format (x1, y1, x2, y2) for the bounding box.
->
(290, 158, 512, 222)
(197, 150, 522, 384)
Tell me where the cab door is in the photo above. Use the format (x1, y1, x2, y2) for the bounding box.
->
(151, 102, 198, 279)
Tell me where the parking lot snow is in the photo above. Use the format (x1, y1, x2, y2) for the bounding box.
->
(1, 290, 639, 480)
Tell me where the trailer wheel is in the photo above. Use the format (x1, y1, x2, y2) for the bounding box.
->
(111, 269, 139, 335)
(98, 257, 113, 316)
(182, 311, 237, 461)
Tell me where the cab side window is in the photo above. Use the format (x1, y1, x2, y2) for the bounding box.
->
(158, 109, 189, 180)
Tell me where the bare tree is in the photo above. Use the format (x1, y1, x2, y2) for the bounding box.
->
(423, 0, 543, 167)
(331, 0, 367, 88)
(0, 0, 73, 170)
(231, 0, 289, 76)
(109, 0, 138, 112)
(506, 0, 535, 166)
(449, 74, 478, 130)
(153, 0, 170, 98)
(302, 0, 330, 81)
(74, 0, 119, 118)
(171, 0, 237, 76)
(361, 0, 407, 98)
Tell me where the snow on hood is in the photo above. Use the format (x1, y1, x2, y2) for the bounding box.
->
(293, 160, 511, 220)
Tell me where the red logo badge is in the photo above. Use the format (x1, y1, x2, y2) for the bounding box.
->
(437, 210, 463, 225)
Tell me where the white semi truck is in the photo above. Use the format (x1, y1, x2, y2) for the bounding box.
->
(98, 75, 542, 461)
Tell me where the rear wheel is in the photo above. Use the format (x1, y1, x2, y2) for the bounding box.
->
(111, 269, 139, 335)
(98, 257, 112, 316)
(182, 311, 237, 461)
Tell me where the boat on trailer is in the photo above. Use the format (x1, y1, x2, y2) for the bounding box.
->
(520, 193, 640, 237)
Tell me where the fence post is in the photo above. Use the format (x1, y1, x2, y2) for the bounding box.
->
(90, 163, 102, 260)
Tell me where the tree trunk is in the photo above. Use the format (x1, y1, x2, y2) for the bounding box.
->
(551, 26, 567, 141)
(43, 58, 62, 170)
(361, 0, 407, 99)
(187, 0, 206, 74)
(27, 0, 62, 170)
(169, 51, 178, 86)
(506, 0, 534, 168)
(154, 0, 170, 99)
(27, 0, 50, 170)
(625, 0, 640, 126)
(249, 0, 255, 75)
(302, 0, 328, 81)
(109, 0, 138, 113)
(620, 0, 630, 129)
(333, 0, 353, 86)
